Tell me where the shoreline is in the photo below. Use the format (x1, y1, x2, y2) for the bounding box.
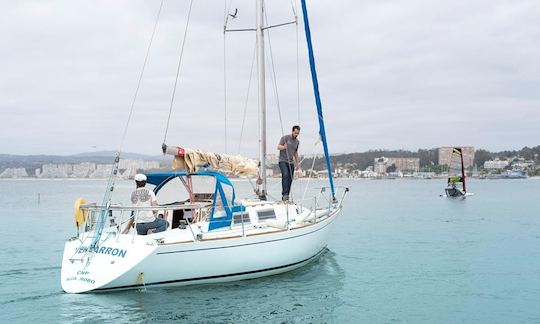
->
(1, 176, 538, 181)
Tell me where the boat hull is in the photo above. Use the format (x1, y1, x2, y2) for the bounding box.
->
(441, 192, 474, 199)
(61, 210, 338, 293)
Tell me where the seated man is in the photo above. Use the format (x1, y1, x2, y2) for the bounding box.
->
(131, 173, 168, 235)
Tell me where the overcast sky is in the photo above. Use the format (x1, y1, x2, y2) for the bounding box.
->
(1, 0, 539, 157)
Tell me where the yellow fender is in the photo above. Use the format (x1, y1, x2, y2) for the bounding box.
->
(73, 197, 88, 227)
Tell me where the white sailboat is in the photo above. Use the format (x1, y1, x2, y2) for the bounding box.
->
(61, 0, 348, 293)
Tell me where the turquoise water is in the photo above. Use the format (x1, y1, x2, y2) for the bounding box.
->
(1, 178, 540, 323)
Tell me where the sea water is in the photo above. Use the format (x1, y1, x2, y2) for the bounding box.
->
(1, 178, 539, 323)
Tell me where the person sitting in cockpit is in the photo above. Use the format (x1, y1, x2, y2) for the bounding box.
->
(131, 173, 168, 235)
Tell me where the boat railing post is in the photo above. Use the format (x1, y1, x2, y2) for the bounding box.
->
(328, 193, 331, 219)
(130, 208, 138, 243)
(315, 187, 323, 210)
(286, 202, 290, 230)
(115, 210, 122, 241)
(184, 209, 198, 242)
(338, 187, 349, 209)
(312, 196, 316, 223)
(241, 211, 245, 237)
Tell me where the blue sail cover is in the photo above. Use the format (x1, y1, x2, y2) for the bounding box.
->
(146, 171, 244, 231)
(301, 0, 336, 200)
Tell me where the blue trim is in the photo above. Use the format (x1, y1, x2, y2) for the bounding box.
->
(208, 181, 233, 231)
(231, 205, 245, 213)
(301, 0, 335, 199)
(145, 171, 234, 189)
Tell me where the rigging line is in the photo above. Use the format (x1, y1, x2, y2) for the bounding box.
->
(295, 0, 300, 125)
(301, 144, 320, 203)
(290, 0, 297, 17)
(265, 11, 306, 201)
(119, 0, 165, 154)
(237, 43, 257, 154)
(263, 11, 284, 136)
(223, 0, 234, 153)
(223, 0, 233, 27)
(163, 0, 195, 144)
(224, 19, 228, 153)
(265, 11, 298, 198)
(90, 1, 164, 250)
(246, 177, 258, 196)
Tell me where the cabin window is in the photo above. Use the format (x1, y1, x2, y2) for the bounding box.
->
(233, 212, 250, 225)
(257, 209, 276, 220)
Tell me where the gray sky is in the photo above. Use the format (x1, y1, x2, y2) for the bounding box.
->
(1, 0, 539, 157)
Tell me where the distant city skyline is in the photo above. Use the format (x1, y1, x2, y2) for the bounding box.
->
(1, 1, 539, 156)
(2, 149, 536, 179)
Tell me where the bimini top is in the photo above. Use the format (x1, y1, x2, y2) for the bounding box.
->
(145, 170, 233, 191)
(144, 170, 243, 231)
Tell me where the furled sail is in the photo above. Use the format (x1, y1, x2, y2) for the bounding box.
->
(162, 144, 259, 177)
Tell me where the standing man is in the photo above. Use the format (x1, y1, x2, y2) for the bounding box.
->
(131, 173, 168, 235)
(277, 125, 301, 201)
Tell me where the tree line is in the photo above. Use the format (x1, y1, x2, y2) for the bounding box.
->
(300, 145, 540, 171)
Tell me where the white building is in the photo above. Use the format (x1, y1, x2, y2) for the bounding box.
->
(374, 157, 388, 174)
(90, 164, 113, 178)
(483, 159, 509, 169)
(374, 157, 420, 174)
(334, 168, 349, 177)
(40, 163, 72, 178)
(72, 162, 96, 178)
(511, 159, 534, 169)
(119, 159, 161, 171)
(0, 168, 29, 178)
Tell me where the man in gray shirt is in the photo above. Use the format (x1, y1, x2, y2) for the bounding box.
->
(277, 125, 301, 201)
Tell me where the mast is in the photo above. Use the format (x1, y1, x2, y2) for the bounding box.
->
(459, 148, 466, 192)
(256, 0, 267, 199)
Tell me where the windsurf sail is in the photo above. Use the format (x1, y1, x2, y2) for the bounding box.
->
(446, 147, 466, 193)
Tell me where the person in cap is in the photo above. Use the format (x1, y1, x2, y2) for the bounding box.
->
(131, 173, 168, 235)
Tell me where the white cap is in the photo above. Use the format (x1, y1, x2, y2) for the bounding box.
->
(134, 173, 147, 182)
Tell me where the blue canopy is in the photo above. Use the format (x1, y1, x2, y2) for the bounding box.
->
(146, 171, 233, 190)
(144, 171, 243, 231)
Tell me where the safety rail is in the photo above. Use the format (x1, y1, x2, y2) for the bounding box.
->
(295, 185, 349, 217)
(79, 202, 213, 234)
(80, 203, 212, 211)
(76, 187, 349, 241)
